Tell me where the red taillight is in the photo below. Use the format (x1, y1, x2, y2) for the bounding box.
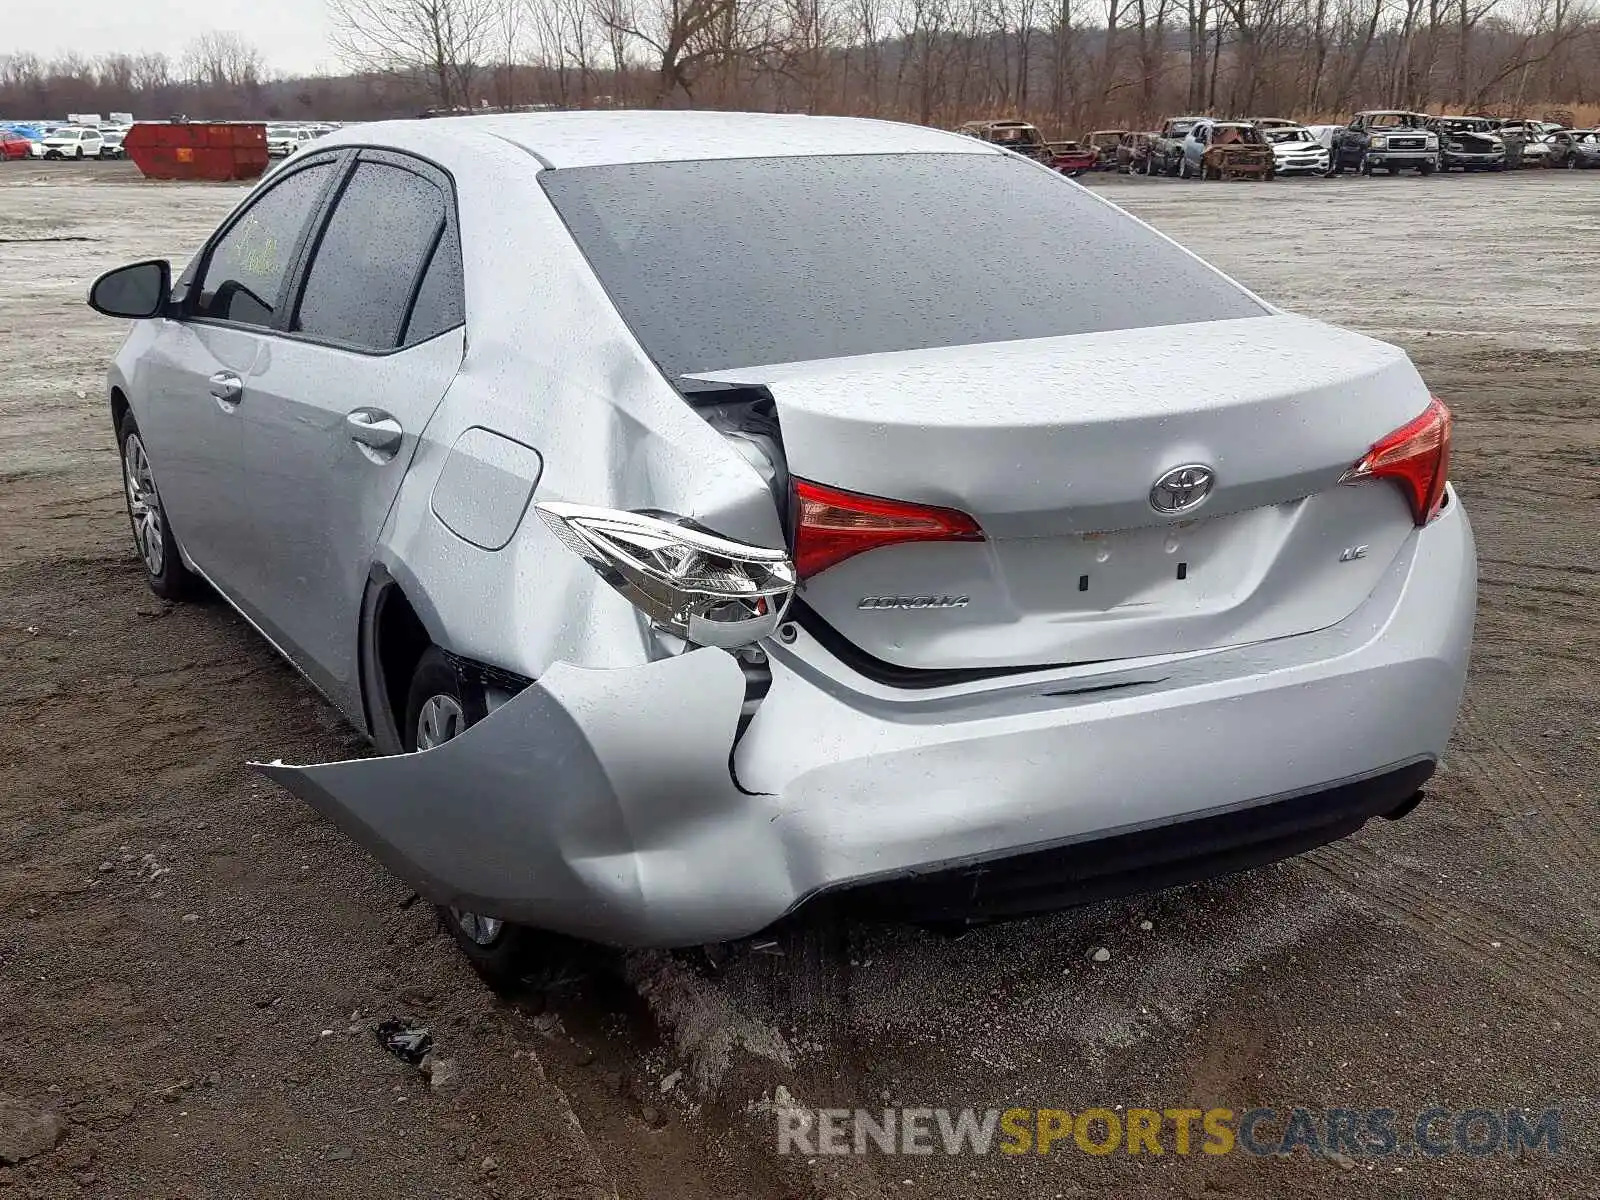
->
(792, 478, 984, 579)
(1341, 396, 1453, 526)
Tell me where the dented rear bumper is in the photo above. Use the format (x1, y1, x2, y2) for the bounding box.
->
(256, 500, 1475, 948)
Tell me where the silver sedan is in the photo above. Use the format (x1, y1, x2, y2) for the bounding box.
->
(88, 112, 1476, 975)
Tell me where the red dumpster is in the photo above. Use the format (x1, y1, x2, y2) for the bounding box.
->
(124, 121, 269, 182)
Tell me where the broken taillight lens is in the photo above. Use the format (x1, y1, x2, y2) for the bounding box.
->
(534, 502, 795, 648)
(1340, 396, 1453, 526)
(792, 478, 985, 579)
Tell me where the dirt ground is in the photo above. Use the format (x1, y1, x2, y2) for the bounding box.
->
(1, 160, 1596, 1200)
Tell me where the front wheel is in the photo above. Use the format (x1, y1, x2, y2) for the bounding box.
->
(1419, 158, 1435, 176)
(118, 413, 197, 601)
(406, 646, 534, 987)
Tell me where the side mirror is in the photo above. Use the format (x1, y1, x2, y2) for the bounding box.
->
(88, 259, 171, 320)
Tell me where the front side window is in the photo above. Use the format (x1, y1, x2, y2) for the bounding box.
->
(543, 152, 1266, 383)
(192, 163, 332, 328)
(292, 160, 447, 351)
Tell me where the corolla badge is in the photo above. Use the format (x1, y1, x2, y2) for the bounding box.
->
(1149, 464, 1216, 514)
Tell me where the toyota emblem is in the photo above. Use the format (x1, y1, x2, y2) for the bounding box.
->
(1150, 464, 1216, 514)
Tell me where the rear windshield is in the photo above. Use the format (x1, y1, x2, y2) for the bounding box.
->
(541, 152, 1265, 380)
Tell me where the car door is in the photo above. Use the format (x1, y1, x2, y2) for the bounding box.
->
(131, 154, 341, 594)
(233, 149, 467, 714)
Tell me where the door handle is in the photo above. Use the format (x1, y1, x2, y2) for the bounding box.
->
(346, 408, 404, 460)
(208, 371, 243, 404)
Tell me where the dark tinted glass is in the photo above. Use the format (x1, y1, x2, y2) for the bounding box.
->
(294, 161, 446, 350)
(193, 163, 331, 327)
(401, 225, 465, 345)
(543, 153, 1264, 380)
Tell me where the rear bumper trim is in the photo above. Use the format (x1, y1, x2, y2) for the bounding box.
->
(814, 759, 1435, 923)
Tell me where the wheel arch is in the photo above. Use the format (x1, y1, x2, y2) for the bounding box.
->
(359, 563, 534, 754)
(110, 386, 131, 435)
(359, 564, 439, 754)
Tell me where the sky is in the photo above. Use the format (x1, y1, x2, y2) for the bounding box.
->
(10, 0, 337, 78)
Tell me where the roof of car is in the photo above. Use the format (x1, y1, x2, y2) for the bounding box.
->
(367, 111, 997, 168)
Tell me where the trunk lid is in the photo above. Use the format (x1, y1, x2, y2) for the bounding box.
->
(689, 314, 1434, 671)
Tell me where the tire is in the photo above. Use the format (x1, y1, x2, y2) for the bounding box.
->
(1359, 153, 1373, 176)
(117, 412, 197, 601)
(405, 646, 534, 987)
(1179, 157, 1192, 179)
(1386, 165, 1399, 175)
(1568, 155, 1578, 169)
(1419, 158, 1435, 176)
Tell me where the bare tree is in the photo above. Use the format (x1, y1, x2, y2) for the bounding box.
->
(330, 0, 500, 108)
(180, 33, 265, 88)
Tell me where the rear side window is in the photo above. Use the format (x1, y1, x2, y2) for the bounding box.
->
(293, 160, 447, 351)
(192, 162, 332, 328)
(401, 224, 465, 345)
(543, 153, 1266, 381)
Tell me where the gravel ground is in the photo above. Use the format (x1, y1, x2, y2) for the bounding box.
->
(1, 160, 1596, 1200)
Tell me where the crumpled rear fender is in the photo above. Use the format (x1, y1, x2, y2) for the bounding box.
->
(253, 648, 759, 947)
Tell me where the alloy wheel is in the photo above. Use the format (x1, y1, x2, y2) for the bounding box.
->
(415, 693, 465, 749)
(413, 692, 504, 947)
(123, 433, 166, 577)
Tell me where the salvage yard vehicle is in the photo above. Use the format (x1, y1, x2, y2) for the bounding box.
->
(266, 125, 313, 157)
(1085, 129, 1129, 170)
(1261, 124, 1330, 175)
(0, 129, 30, 161)
(1180, 120, 1275, 180)
(1329, 111, 1437, 175)
(1045, 139, 1097, 176)
(1546, 129, 1600, 168)
(86, 111, 1475, 968)
(955, 119, 1052, 161)
(1117, 131, 1159, 174)
(98, 127, 127, 159)
(1428, 116, 1505, 172)
(37, 125, 103, 159)
(1148, 116, 1204, 176)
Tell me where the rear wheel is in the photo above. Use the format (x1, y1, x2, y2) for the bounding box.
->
(405, 646, 533, 987)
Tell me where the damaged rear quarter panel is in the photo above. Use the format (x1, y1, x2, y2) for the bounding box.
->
(362, 137, 785, 681)
(254, 648, 780, 947)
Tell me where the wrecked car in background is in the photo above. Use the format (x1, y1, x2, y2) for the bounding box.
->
(1546, 128, 1600, 168)
(1085, 129, 1129, 170)
(1260, 124, 1330, 176)
(1180, 119, 1275, 179)
(1117, 131, 1160, 174)
(1329, 111, 1438, 175)
(1428, 116, 1506, 172)
(1148, 116, 1205, 176)
(1045, 138, 1098, 176)
(955, 118, 1053, 161)
(86, 112, 1475, 973)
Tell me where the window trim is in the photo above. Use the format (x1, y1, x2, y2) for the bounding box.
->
(280, 146, 466, 358)
(182, 150, 347, 334)
(180, 144, 466, 357)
